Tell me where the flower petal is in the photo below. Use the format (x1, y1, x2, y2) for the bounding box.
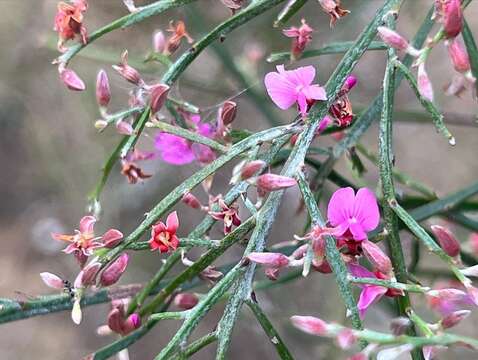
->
(79, 215, 96, 235)
(327, 187, 355, 227)
(286, 65, 316, 87)
(353, 188, 380, 232)
(357, 285, 388, 319)
(264, 71, 297, 110)
(155, 133, 195, 165)
(166, 211, 179, 233)
(349, 221, 367, 241)
(302, 84, 327, 101)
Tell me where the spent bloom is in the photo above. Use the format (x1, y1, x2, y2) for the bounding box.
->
(149, 211, 180, 253)
(164, 20, 194, 55)
(327, 75, 357, 128)
(209, 198, 241, 234)
(54, 0, 88, 52)
(318, 0, 350, 27)
(282, 19, 314, 60)
(327, 187, 380, 241)
(51, 216, 123, 266)
(113, 50, 144, 86)
(264, 65, 327, 116)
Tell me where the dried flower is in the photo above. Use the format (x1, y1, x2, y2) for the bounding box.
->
(96, 69, 111, 107)
(174, 293, 199, 310)
(209, 198, 241, 234)
(112, 50, 143, 86)
(264, 65, 327, 116)
(54, 0, 88, 52)
(256, 173, 297, 192)
(121, 160, 152, 184)
(149, 211, 180, 253)
(218, 100, 237, 126)
(318, 0, 350, 27)
(149, 84, 170, 114)
(282, 19, 314, 60)
(164, 20, 193, 55)
(59, 68, 86, 91)
(100, 253, 129, 286)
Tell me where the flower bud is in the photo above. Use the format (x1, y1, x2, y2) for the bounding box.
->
(342, 75, 357, 93)
(122, 313, 141, 334)
(107, 308, 123, 334)
(290, 315, 329, 336)
(96, 69, 111, 107)
(247, 252, 290, 268)
(417, 63, 434, 102)
(60, 68, 86, 91)
(219, 100, 237, 126)
(116, 120, 134, 135)
(153, 30, 166, 53)
(80, 261, 101, 286)
(447, 38, 470, 73)
(361, 240, 392, 274)
(149, 84, 170, 114)
(241, 160, 266, 180)
(377, 27, 409, 51)
(112, 50, 143, 86)
(441, 309, 470, 329)
(102, 229, 124, 248)
(174, 293, 199, 310)
(431, 225, 461, 257)
(182, 192, 202, 209)
(256, 174, 297, 192)
(442, 0, 463, 39)
(40, 272, 64, 289)
(100, 253, 129, 287)
(95, 119, 108, 130)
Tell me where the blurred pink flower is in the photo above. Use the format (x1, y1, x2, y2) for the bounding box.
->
(283, 19, 314, 60)
(264, 65, 327, 116)
(327, 187, 380, 241)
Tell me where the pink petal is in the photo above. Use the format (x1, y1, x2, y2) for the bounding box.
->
(79, 216, 96, 235)
(302, 84, 327, 101)
(155, 132, 195, 165)
(349, 221, 367, 241)
(327, 187, 355, 227)
(286, 65, 316, 87)
(357, 285, 388, 319)
(347, 263, 376, 279)
(40, 272, 64, 289)
(264, 71, 297, 110)
(166, 211, 179, 233)
(102, 229, 124, 248)
(297, 92, 308, 116)
(353, 188, 380, 232)
(63, 243, 78, 254)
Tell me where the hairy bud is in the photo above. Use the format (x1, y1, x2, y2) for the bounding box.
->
(256, 174, 297, 192)
(60, 68, 86, 91)
(247, 252, 290, 268)
(174, 293, 199, 310)
(241, 160, 266, 180)
(431, 225, 461, 258)
(96, 69, 111, 107)
(361, 240, 392, 274)
(100, 253, 129, 287)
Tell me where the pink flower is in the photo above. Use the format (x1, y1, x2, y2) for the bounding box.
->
(435, 0, 463, 39)
(264, 65, 327, 116)
(52, 216, 123, 266)
(149, 211, 180, 253)
(155, 115, 215, 166)
(282, 19, 314, 60)
(209, 198, 241, 234)
(447, 38, 471, 73)
(290, 315, 329, 336)
(327, 187, 380, 241)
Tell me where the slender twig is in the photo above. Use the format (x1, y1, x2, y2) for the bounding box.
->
(349, 277, 430, 294)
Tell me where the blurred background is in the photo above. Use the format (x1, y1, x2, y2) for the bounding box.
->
(0, 0, 477, 359)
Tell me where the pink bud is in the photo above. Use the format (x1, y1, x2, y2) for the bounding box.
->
(417, 63, 434, 102)
(100, 253, 129, 287)
(361, 240, 392, 274)
(122, 313, 141, 334)
(149, 84, 170, 114)
(102, 229, 124, 248)
(431, 225, 461, 257)
(112, 50, 143, 86)
(241, 160, 266, 180)
(247, 252, 290, 268)
(290, 315, 329, 336)
(107, 308, 123, 334)
(153, 30, 166, 53)
(336, 328, 356, 349)
(442, 0, 463, 39)
(219, 100, 237, 126)
(182, 192, 202, 209)
(174, 293, 199, 310)
(60, 68, 86, 91)
(441, 309, 470, 329)
(116, 120, 134, 135)
(256, 174, 297, 192)
(342, 75, 357, 93)
(80, 262, 101, 286)
(96, 69, 111, 107)
(447, 38, 470, 73)
(377, 26, 409, 51)
(40, 272, 64, 289)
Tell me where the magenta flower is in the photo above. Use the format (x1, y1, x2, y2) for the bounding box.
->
(155, 115, 215, 165)
(327, 187, 380, 241)
(264, 65, 327, 116)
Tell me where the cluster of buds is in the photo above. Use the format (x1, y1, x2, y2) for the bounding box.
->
(152, 21, 193, 56)
(282, 19, 314, 60)
(317, 0, 350, 27)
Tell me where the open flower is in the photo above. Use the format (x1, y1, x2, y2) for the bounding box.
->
(155, 114, 215, 166)
(52, 216, 123, 266)
(149, 211, 180, 253)
(282, 19, 314, 60)
(54, 0, 88, 52)
(264, 65, 327, 116)
(208, 198, 241, 234)
(327, 187, 380, 241)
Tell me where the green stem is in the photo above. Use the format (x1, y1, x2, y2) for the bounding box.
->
(273, 0, 308, 27)
(349, 277, 430, 293)
(170, 332, 218, 360)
